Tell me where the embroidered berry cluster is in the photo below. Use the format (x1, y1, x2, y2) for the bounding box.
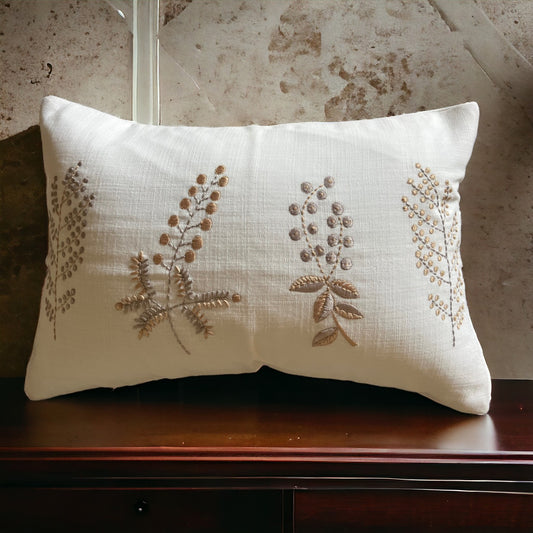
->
(289, 177, 363, 347)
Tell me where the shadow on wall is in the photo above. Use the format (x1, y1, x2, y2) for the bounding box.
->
(0, 127, 48, 376)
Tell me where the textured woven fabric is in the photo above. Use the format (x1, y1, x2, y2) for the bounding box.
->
(25, 96, 490, 413)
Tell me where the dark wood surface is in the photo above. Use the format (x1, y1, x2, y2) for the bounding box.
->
(295, 490, 533, 532)
(1, 369, 532, 451)
(1, 370, 532, 532)
(1, 370, 532, 484)
(0, 488, 282, 533)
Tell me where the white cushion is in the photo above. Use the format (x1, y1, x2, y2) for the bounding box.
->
(25, 96, 491, 414)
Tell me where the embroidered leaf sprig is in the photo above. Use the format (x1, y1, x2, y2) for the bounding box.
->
(130, 251, 156, 298)
(288, 177, 363, 347)
(402, 163, 465, 346)
(116, 166, 240, 354)
(44, 162, 95, 340)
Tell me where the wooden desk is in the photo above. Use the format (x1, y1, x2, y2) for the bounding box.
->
(1, 369, 532, 532)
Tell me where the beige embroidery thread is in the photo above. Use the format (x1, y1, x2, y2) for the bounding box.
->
(289, 177, 363, 347)
(116, 166, 240, 354)
(402, 163, 465, 346)
(44, 162, 95, 340)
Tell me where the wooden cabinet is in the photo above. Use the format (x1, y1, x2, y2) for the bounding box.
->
(0, 489, 282, 533)
(294, 491, 533, 532)
(1, 370, 532, 532)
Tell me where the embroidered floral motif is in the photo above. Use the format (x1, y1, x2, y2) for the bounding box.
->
(116, 166, 240, 355)
(44, 162, 95, 340)
(289, 177, 363, 347)
(402, 163, 465, 346)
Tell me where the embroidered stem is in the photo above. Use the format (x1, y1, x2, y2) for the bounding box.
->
(163, 180, 214, 351)
(433, 179, 456, 347)
(327, 216, 344, 280)
(300, 186, 327, 278)
(52, 191, 64, 340)
(332, 311, 357, 347)
(168, 315, 191, 355)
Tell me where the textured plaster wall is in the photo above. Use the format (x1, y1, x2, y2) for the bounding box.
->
(0, 0, 531, 378)
(0, 0, 131, 139)
(0, 0, 131, 375)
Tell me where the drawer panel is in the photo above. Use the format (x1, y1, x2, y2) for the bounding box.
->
(0, 488, 281, 533)
(295, 489, 533, 532)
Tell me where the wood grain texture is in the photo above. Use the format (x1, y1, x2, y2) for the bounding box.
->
(0, 372, 532, 484)
(1, 370, 531, 449)
(295, 490, 533, 532)
(0, 372, 532, 532)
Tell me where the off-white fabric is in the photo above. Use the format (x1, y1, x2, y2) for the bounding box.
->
(25, 96, 491, 414)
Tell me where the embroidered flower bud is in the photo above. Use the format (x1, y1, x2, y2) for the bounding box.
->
(188, 186, 198, 197)
(215, 165, 226, 175)
(218, 176, 229, 187)
(200, 218, 212, 231)
(159, 233, 170, 246)
(316, 189, 327, 200)
(210, 190, 221, 201)
(315, 244, 325, 256)
(341, 258, 353, 270)
(331, 202, 344, 215)
(153, 253, 163, 265)
(289, 228, 302, 241)
(168, 214, 179, 227)
(197, 174, 207, 185)
(232, 293, 241, 303)
(191, 235, 203, 250)
(326, 251, 336, 264)
(342, 216, 353, 228)
(115, 302, 124, 311)
(343, 236, 354, 248)
(323, 176, 335, 188)
(327, 216, 337, 228)
(300, 250, 312, 262)
(184, 250, 195, 263)
(307, 202, 318, 214)
(180, 198, 191, 210)
(307, 223, 318, 235)
(327, 234, 339, 247)
(206, 202, 218, 214)
(301, 182, 313, 193)
(289, 203, 300, 215)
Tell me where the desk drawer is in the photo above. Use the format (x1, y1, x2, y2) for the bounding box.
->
(295, 489, 533, 532)
(0, 488, 281, 533)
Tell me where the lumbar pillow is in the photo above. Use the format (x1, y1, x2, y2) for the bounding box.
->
(25, 96, 490, 414)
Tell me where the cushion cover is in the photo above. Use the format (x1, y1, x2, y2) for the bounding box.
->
(25, 96, 490, 414)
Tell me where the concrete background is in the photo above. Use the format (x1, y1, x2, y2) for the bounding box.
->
(0, 0, 531, 378)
